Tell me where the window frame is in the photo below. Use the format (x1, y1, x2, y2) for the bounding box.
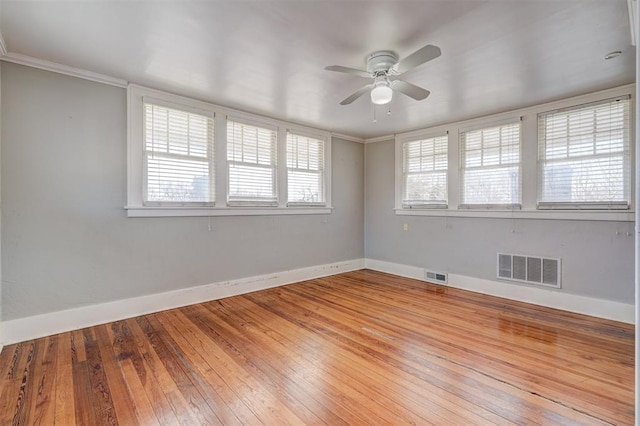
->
(286, 128, 329, 207)
(127, 85, 332, 217)
(394, 84, 634, 222)
(536, 96, 631, 210)
(399, 132, 449, 209)
(142, 97, 215, 207)
(226, 117, 279, 207)
(458, 119, 522, 210)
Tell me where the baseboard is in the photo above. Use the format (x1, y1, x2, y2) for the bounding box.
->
(365, 258, 635, 324)
(1, 259, 365, 345)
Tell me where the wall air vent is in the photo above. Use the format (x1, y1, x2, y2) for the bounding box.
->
(497, 253, 561, 288)
(425, 270, 448, 284)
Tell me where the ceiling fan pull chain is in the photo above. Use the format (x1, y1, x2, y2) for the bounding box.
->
(372, 104, 377, 123)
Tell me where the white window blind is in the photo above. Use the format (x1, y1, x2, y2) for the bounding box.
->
(537, 96, 631, 209)
(402, 135, 448, 208)
(287, 132, 326, 205)
(460, 122, 521, 208)
(143, 102, 214, 205)
(227, 119, 278, 206)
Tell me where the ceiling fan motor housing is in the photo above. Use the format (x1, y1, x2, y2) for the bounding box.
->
(366, 50, 399, 74)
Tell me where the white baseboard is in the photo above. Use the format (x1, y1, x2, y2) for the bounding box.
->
(0, 259, 365, 346)
(365, 258, 635, 324)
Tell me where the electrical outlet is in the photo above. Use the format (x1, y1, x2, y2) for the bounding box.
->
(403, 223, 409, 231)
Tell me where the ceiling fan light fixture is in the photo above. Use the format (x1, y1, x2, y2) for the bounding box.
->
(371, 81, 393, 105)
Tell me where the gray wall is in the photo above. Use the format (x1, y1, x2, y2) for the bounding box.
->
(1, 62, 364, 321)
(1, 59, 633, 322)
(365, 139, 635, 303)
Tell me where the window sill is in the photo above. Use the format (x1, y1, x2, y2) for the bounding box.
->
(394, 208, 634, 222)
(125, 206, 333, 217)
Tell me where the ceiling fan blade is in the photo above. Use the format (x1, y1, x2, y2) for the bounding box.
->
(391, 44, 441, 75)
(391, 80, 431, 101)
(340, 84, 374, 105)
(325, 65, 372, 78)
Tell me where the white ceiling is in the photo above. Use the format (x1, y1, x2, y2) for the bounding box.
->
(0, 0, 635, 139)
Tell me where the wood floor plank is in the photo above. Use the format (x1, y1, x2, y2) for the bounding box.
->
(0, 270, 634, 425)
(93, 325, 140, 425)
(0, 343, 26, 423)
(27, 335, 58, 425)
(83, 328, 119, 425)
(71, 331, 97, 425)
(54, 332, 76, 426)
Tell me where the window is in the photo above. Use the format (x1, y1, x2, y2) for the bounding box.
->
(393, 86, 633, 220)
(287, 132, 326, 205)
(537, 96, 631, 209)
(143, 101, 214, 205)
(401, 135, 448, 208)
(127, 85, 332, 217)
(227, 119, 278, 206)
(459, 121, 521, 208)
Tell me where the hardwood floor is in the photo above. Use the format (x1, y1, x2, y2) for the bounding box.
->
(0, 269, 634, 425)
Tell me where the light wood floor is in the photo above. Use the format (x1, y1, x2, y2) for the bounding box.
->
(0, 269, 634, 425)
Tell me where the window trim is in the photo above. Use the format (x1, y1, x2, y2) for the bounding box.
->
(127, 85, 332, 217)
(393, 83, 635, 222)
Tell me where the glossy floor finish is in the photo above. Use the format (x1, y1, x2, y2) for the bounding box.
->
(0, 269, 634, 425)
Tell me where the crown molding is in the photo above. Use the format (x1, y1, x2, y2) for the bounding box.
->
(0, 32, 7, 57)
(0, 52, 128, 88)
(364, 134, 395, 144)
(628, 0, 637, 46)
(330, 132, 365, 143)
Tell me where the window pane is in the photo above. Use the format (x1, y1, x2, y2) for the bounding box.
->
(228, 164, 276, 201)
(405, 172, 447, 204)
(146, 155, 211, 202)
(288, 170, 322, 203)
(541, 157, 626, 203)
(462, 166, 520, 205)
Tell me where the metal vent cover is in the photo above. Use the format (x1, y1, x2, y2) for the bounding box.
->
(497, 253, 561, 288)
(425, 270, 448, 284)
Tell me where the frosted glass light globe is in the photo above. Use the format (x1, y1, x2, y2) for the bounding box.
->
(371, 84, 393, 105)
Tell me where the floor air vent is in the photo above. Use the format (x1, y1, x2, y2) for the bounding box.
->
(497, 253, 561, 288)
(425, 270, 448, 284)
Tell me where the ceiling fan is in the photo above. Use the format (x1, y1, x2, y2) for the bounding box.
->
(325, 44, 441, 106)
